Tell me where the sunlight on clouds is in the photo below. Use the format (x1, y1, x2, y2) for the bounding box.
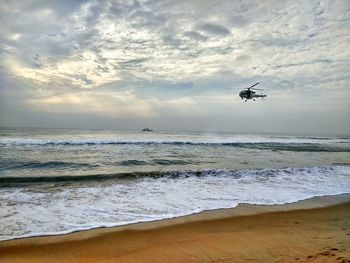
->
(34, 95, 83, 105)
(151, 97, 196, 112)
(7, 52, 120, 88)
(9, 33, 22, 41)
(27, 90, 198, 119)
(38, 8, 54, 18)
(28, 91, 155, 118)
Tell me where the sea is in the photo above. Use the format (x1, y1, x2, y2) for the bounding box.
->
(1, 127, 350, 241)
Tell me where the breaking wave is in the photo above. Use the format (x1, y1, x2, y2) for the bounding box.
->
(1, 137, 349, 152)
(1, 165, 349, 241)
(0, 161, 100, 170)
(1, 165, 349, 187)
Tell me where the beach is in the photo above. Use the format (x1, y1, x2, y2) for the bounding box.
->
(1, 0, 350, 261)
(1, 0, 349, 260)
(1, 194, 349, 263)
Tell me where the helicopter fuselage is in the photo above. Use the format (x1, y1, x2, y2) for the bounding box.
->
(239, 90, 266, 101)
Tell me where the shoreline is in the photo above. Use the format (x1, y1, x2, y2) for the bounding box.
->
(1, 193, 350, 243)
(1, 194, 350, 262)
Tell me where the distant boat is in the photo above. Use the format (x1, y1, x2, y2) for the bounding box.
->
(142, 127, 153, 132)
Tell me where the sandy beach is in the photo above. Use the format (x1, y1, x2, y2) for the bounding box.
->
(0, 194, 349, 263)
(1, 0, 350, 261)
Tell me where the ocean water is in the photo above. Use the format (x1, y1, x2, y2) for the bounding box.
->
(0, 127, 350, 241)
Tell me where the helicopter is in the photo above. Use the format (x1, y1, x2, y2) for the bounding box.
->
(239, 82, 267, 102)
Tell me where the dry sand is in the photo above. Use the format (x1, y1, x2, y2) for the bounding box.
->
(0, 194, 349, 263)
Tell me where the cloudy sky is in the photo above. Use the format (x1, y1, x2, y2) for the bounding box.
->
(0, 0, 349, 134)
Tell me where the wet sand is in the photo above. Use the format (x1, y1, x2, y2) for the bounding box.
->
(0, 194, 349, 263)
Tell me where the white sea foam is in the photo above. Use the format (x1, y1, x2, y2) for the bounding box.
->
(1, 166, 349, 241)
(0, 133, 349, 146)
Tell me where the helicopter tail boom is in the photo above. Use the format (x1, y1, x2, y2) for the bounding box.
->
(253, 94, 266, 98)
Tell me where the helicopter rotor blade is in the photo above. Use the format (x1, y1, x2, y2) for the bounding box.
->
(247, 82, 259, 89)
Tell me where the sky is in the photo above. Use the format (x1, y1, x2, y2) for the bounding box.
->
(0, 0, 349, 135)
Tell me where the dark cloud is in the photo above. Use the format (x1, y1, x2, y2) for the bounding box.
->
(229, 15, 249, 28)
(162, 35, 183, 49)
(119, 58, 148, 69)
(183, 31, 208, 41)
(85, 3, 104, 27)
(197, 23, 231, 36)
(69, 74, 93, 85)
(129, 9, 166, 28)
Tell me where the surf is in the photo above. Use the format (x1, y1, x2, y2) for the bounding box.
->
(1, 138, 349, 152)
(1, 165, 349, 187)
